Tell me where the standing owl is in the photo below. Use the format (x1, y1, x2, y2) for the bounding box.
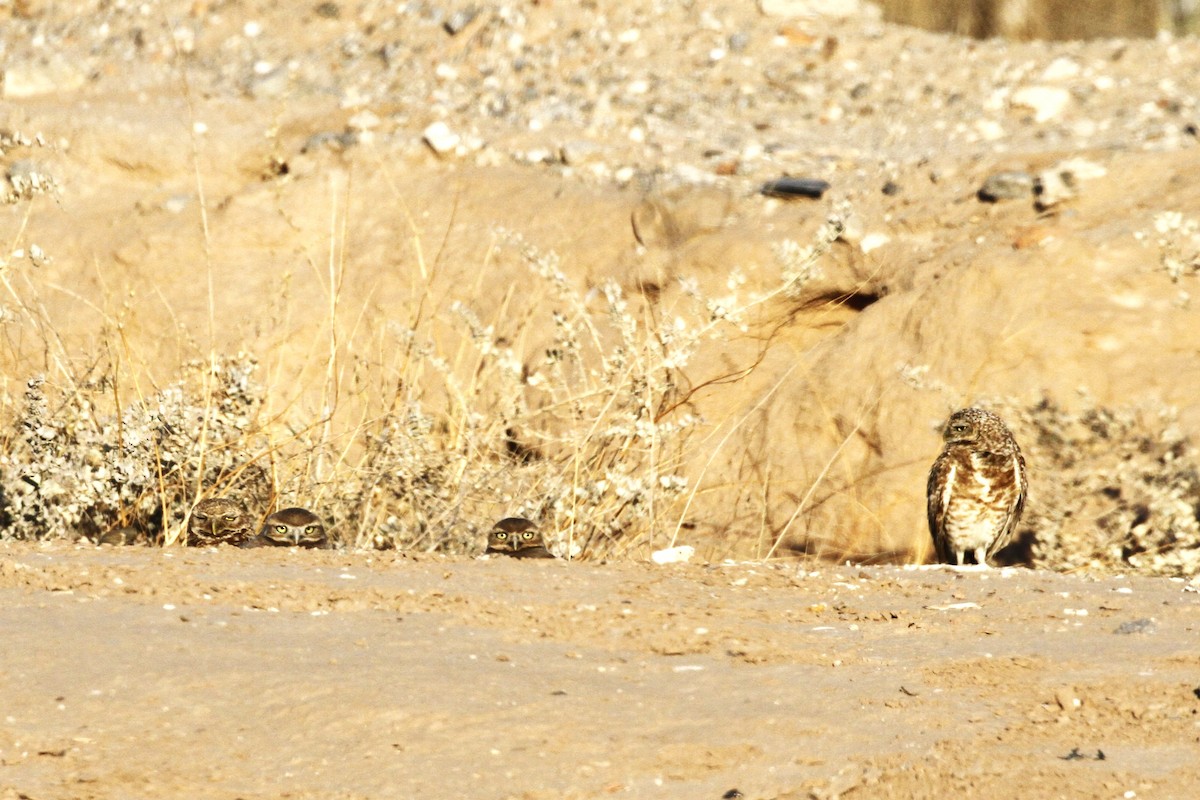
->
(485, 517, 556, 559)
(186, 498, 254, 547)
(926, 407, 1028, 567)
(244, 507, 330, 549)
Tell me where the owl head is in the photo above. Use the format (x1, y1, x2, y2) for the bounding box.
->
(486, 517, 544, 554)
(257, 507, 328, 548)
(187, 497, 253, 546)
(941, 407, 1017, 451)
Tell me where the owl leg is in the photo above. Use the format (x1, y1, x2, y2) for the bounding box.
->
(973, 547, 989, 568)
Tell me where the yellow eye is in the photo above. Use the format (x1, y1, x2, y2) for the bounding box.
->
(522, 531, 535, 540)
(275, 525, 288, 534)
(494, 532, 508, 540)
(305, 526, 319, 534)
(224, 515, 238, 522)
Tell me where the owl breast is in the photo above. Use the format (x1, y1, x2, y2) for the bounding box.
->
(941, 451, 1021, 551)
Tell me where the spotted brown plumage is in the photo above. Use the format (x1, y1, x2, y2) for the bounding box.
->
(244, 507, 330, 549)
(485, 517, 555, 559)
(186, 497, 254, 547)
(927, 408, 1027, 567)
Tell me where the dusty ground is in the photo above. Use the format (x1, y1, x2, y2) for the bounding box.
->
(1, 541, 1198, 799)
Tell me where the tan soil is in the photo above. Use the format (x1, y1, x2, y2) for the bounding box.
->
(1, 541, 1198, 799)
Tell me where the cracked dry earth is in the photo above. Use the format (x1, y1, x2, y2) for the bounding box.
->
(0, 542, 1197, 799)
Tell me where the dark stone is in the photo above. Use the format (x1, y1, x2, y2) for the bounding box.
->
(761, 177, 830, 199)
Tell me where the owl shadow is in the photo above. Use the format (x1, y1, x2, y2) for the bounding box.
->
(992, 528, 1037, 568)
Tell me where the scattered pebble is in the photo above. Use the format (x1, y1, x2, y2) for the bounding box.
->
(651, 545, 695, 564)
(422, 121, 461, 156)
(1034, 168, 1076, 209)
(978, 171, 1034, 202)
(1113, 618, 1157, 635)
(760, 177, 830, 199)
(560, 140, 604, 167)
(444, 8, 480, 35)
(1011, 85, 1072, 123)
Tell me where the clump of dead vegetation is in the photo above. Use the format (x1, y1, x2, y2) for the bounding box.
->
(0, 357, 272, 544)
(0, 137, 839, 555)
(1009, 396, 1200, 577)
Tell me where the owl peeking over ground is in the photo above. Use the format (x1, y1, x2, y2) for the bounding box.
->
(485, 517, 556, 559)
(244, 507, 330, 549)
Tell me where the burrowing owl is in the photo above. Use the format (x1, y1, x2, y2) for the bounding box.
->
(186, 497, 254, 547)
(245, 507, 329, 549)
(927, 408, 1028, 567)
(485, 517, 555, 559)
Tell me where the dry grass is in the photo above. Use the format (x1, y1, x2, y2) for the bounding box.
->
(4, 120, 1197, 574)
(0, 123, 848, 557)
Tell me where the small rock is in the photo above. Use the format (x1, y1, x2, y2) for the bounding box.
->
(1034, 169, 1076, 210)
(1113, 618, 1157, 635)
(245, 66, 290, 100)
(977, 170, 1034, 202)
(1011, 85, 1071, 123)
(5, 159, 56, 199)
(1041, 57, 1081, 82)
(518, 147, 556, 165)
(761, 176, 830, 199)
(1053, 686, 1081, 711)
(651, 545, 695, 564)
(300, 131, 358, 154)
(974, 119, 1005, 141)
(1033, 158, 1105, 209)
(560, 140, 603, 167)
(1054, 157, 1107, 182)
(444, 7, 478, 35)
(422, 121, 461, 156)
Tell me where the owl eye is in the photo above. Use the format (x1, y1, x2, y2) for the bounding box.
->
(193, 513, 208, 521)
(522, 531, 535, 540)
(305, 526, 319, 534)
(951, 423, 969, 433)
(275, 525, 288, 534)
(494, 531, 508, 540)
(223, 515, 238, 522)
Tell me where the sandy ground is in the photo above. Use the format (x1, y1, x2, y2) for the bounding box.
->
(1, 540, 1197, 799)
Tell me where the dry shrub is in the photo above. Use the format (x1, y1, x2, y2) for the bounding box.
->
(322, 224, 839, 558)
(1007, 396, 1200, 577)
(0, 153, 838, 554)
(0, 356, 272, 544)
